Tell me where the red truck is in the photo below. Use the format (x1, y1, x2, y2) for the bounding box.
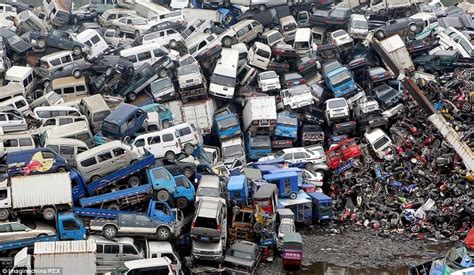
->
(325, 138, 362, 169)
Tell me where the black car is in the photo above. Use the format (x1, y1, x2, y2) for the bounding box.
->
(374, 18, 424, 39)
(224, 241, 262, 275)
(371, 83, 403, 109)
(281, 72, 305, 88)
(289, 0, 334, 14)
(295, 55, 318, 75)
(94, 55, 135, 77)
(156, 159, 196, 179)
(69, 10, 98, 25)
(0, 29, 32, 54)
(368, 66, 392, 83)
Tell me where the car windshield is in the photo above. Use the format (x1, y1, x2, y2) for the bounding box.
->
(274, 151, 286, 158)
(332, 30, 346, 38)
(329, 70, 352, 86)
(279, 223, 293, 234)
(268, 32, 282, 44)
(150, 78, 171, 91)
(102, 121, 120, 135)
(331, 9, 346, 18)
(223, 145, 242, 157)
(260, 72, 277, 80)
(197, 187, 219, 197)
(374, 85, 393, 97)
(370, 67, 386, 75)
(374, 136, 390, 150)
(283, 23, 297, 32)
(132, 18, 147, 25)
(231, 250, 253, 260)
(256, 49, 270, 58)
(278, 116, 297, 127)
(217, 116, 239, 130)
(211, 73, 236, 87)
(353, 20, 368, 29)
(7, 35, 21, 44)
(178, 65, 198, 76)
(327, 99, 347, 108)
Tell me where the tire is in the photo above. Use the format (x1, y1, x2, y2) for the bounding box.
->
(157, 227, 171, 241)
(115, 27, 121, 35)
(289, 192, 297, 200)
(184, 144, 194, 155)
(105, 66, 114, 77)
(311, 5, 317, 13)
(37, 233, 48, 238)
(376, 30, 385, 39)
(107, 204, 120, 211)
(127, 66, 134, 76)
(169, 39, 177, 48)
(72, 46, 82, 56)
(134, 30, 140, 37)
(159, 69, 168, 78)
(42, 207, 56, 221)
(43, 79, 51, 88)
(258, 4, 266, 11)
(176, 197, 189, 209)
(156, 189, 170, 202)
(409, 23, 418, 32)
(126, 92, 137, 102)
(183, 167, 194, 178)
(128, 176, 141, 187)
(222, 37, 232, 47)
(38, 39, 46, 48)
(0, 209, 9, 221)
(56, 167, 66, 173)
(103, 225, 117, 239)
(165, 151, 176, 161)
(91, 175, 101, 182)
(162, 120, 171, 129)
(305, 163, 314, 171)
(73, 69, 81, 78)
(253, 222, 263, 233)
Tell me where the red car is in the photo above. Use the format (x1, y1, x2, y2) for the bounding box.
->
(325, 138, 362, 169)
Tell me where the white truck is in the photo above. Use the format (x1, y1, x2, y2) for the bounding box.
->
(221, 137, 246, 167)
(209, 48, 239, 99)
(280, 84, 314, 110)
(181, 98, 216, 136)
(367, 0, 426, 15)
(0, 173, 73, 221)
(242, 96, 277, 135)
(132, 0, 170, 18)
(370, 34, 414, 74)
(181, 8, 221, 23)
(9, 240, 96, 275)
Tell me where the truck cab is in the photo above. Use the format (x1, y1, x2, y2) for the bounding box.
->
(274, 113, 298, 141)
(322, 60, 356, 98)
(324, 98, 350, 125)
(221, 137, 246, 168)
(147, 200, 191, 235)
(245, 134, 271, 161)
(213, 112, 241, 141)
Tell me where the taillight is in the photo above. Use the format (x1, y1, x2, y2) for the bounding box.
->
(217, 224, 221, 232)
(298, 65, 304, 71)
(191, 221, 195, 229)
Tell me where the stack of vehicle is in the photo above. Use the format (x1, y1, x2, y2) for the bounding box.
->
(0, 0, 473, 273)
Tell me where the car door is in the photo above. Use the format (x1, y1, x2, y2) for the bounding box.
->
(135, 214, 155, 234)
(112, 147, 130, 170)
(147, 134, 163, 158)
(125, 18, 133, 33)
(162, 133, 178, 153)
(9, 222, 33, 240)
(96, 150, 117, 175)
(101, 243, 121, 268)
(121, 244, 142, 262)
(292, 152, 306, 164)
(0, 223, 12, 242)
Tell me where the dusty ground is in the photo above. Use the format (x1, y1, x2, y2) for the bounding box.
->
(258, 226, 454, 275)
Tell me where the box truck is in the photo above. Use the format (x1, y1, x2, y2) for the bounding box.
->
(181, 98, 216, 136)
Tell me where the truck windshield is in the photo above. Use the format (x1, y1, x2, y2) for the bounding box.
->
(223, 145, 242, 157)
(277, 116, 297, 127)
(327, 100, 347, 108)
(177, 64, 198, 76)
(150, 78, 171, 91)
(217, 116, 238, 130)
(329, 70, 352, 87)
(251, 137, 271, 149)
(197, 187, 219, 197)
(374, 136, 390, 150)
(102, 121, 120, 135)
(211, 73, 236, 87)
(353, 20, 368, 29)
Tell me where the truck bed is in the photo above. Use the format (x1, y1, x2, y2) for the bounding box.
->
(73, 207, 134, 220)
(0, 235, 59, 252)
(79, 184, 153, 208)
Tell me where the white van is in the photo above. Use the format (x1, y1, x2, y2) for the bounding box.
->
(29, 91, 64, 110)
(294, 28, 316, 56)
(120, 44, 173, 70)
(78, 94, 111, 134)
(149, 10, 185, 25)
(99, 9, 137, 28)
(279, 16, 297, 42)
(348, 14, 368, 39)
(0, 134, 35, 158)
(132, 128, 182, 161)
(0, 107, 28, 133)
(37, 51, 82, 77)
(4, 66, 37, 94)
(182, 19, 213, 41)
(247, 42, 271, 70)
(43, 0, 69, 27)
(49, 76, 89, 103)
(141, 28, 183, 48)
(44, 137, 89, 167)
(0, 96, 31, 116)
(168, 122, 203, 155)
(76, 140, 140, 182)
(219, 19, 264, 47)
(39, 115, 89, 132)
(0, 83, 26, 105)
(260, 30, 284, 48)
(76, 29, 109, 61)
(41, 121, 94, 147)
(18, 10, 50, 33)
(33, 105, 82, 121)
(0, 4, 16, 19)
(209, 48, 239, 99)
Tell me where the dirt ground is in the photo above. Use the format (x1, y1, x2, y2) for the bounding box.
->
(258, 226, 455, 275)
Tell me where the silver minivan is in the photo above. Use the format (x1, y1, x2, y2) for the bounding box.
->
(44, 137, 89, 167)
(91, 236, 144, 273)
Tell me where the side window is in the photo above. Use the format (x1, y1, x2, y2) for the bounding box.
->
(23, 78, 28, 87)
(0, 224, 10, 233)
(3, 139, 17, 147)
(80, 157, 97, 167)
(283, 153, 293, 160)
(127, 55, 138, 63)
(91, 35, 101, 44)
(50, 58, 61, 66)
(293, 152, 305, 159)
(60, 146, 75, 155)
(46, 145, 60, 153)
(62, 219, 80, 230)
(96, 244, 103, 254)
(153, 48, 164, 57)
(78, 147, 88, 153)
(42, 151, 55, 159)
(97, 152, 113, 162)
(63, 87, 75, 94)
(134, 138, 145, 147)
(148, 135, 161, 144)
(137, 51, 151, 61)
(61, 55, 72, 63)
(123, 245, 139, 255)
(19, 138, 33, 146)
(162, 133, 174, 142)
(16, 100, 26, 109)
(0, 114, 6, 121)
(104, 245, 119, 254)
(113, 148, 126, 156)
(58, 118, 72, 125)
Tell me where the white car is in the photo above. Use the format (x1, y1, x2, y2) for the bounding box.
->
(258, 147, 327, 171)
(347, 14, 368, 39)
(0, 221, 55, 242)
(330, 30, 354, 48)
(302, 169, 324, 187)
(364, 128, 393, 159)
(277, 218, 295, 250)
(112, 16, 149, 37)
(257, 71, 281, 92)
(0, 107, 28, 133)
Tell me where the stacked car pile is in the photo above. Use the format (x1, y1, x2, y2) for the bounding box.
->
(0, 0, 473, 273)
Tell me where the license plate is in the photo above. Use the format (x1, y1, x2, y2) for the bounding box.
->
(201, 237, 209, 241)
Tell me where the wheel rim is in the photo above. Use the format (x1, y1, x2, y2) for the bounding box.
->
(177, 198, 188, 209)
(130, 179, 140, 187)
(166, 152, 175, 161)
(0, 209, 8, 219)
(157, 190, 169, 201)
(127, 93, 136, 102)
(73, 47, 81, 55)
(74, 70, 80, 78)
(159, 229, 169, 239)
(185, 145, 194, 155)
(105, 228, 115, 237)
(160, 70, 167, 77)
(184, 168, 193, 178)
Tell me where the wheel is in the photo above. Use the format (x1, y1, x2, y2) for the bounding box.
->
(72, 46, 82, 56)
(56, 167, 66, 173)
(176, 197, 189, 209)
(222, 36, 232, 47)
(38, 39, 46, 48)
(409, 23, 418, 32)
(258, 4, 266, 11)
(134, 30, 140, 37)
(37, 233, 48, 238)
(165, 151, 176, 161)
(128, 176, 141, 187)
(376, 30, 385, 39)
(127, 66, 134, 75)
(305, 163, 314, 171)
(183, 167, 194, 178)
(289, 192, 297, 200)
(43, 79, 51, 87)
(105, 66, 114, 77)
(0, 209, 9, 220)
(91, 175, 101, 182)
(169, 39, 177, 48)
(184, 144, 194, 155)
(159, 69, 168, 78)
(115, 27, 121, 34)
(311, 5, 317, 13)
(107, 204, 120, 210)
(42, 207, 56, 221)
(157, 227, 171, 241)
(126, 92, 137, 102)
(156, 189, 170, 202)
(103, 225, 117, 239)
(162, 120, 171, 129)
(253, 222, 263, 233)
(73, 69, 81, 78)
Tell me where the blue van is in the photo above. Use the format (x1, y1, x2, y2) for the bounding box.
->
(227, 175, 249, 206)
(6, 148, 68, 177)
(275, 113, 298, 140)
(213, 112, 241, 140)
(101, 103, 147, 140)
